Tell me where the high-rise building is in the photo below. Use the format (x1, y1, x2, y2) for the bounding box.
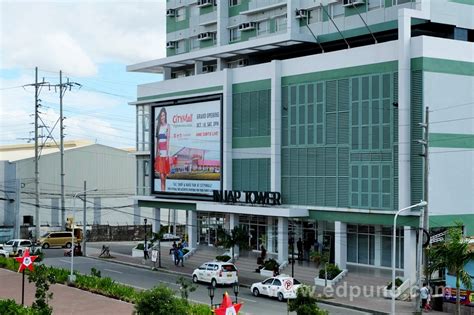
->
(128, 0, 473, 282)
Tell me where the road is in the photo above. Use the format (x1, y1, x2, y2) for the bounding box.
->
(42, 249, 369, 315)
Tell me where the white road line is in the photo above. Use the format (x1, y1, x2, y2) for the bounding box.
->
(59, 259, 70, 264)
(237, 297, 257, 303)
(104, 268, 123, 274)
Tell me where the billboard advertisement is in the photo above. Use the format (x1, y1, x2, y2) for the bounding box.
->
(151, 95, 222, 198)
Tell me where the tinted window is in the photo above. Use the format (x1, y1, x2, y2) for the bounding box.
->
(263, 278, 274, 285)
(207, 264, 215, 271)
(5, 241, 13, 246)
(222, 264, 237, 272)
(199, 264, 207, 270)
(20, 241, 31, 246)
(272, 279, 282, 286)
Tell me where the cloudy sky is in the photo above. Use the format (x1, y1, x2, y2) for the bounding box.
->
(0, 0, 166, 148)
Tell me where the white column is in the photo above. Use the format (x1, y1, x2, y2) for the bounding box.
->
(334, 221, 347, 269)
(277, 217, 288, 263)
(216, 0, 229, 46)
(229, 213, 239, 257)
(398, 9, 412, 220)
(403, 226, 417, 283)
(172, 209, 177, 235)
(194, 61, 203, 75)
(152, 208, 161, 234)
(188, 211, 198, 249)
(222, 69, 233, 191)
(267, 216, 274, 253)
(133, 202, 140, 225)
(163, 67, 172, 80)
(271, 60, 282, 192)
(374, 225, 382, 266)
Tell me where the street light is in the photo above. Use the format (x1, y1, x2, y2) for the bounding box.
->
(207, 285, 215, 309)
(69, 187, 97, 284)
(288, 231, 295, 278)
(144, 218, 149, 260)
(391, 200, 427, 315)
(233, 281, 240, 303)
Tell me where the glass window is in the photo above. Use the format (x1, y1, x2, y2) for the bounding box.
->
(230, 28, 241, 42)
(275, 15, 287, 33)
(176, 7, 186, 22)
(369, 0, 383, 10)
(263, 278, 273, 285)
(257, 20, 269, 36)
(190, 36, 199, 51)
(272, 279, 282, 286)
(309, 8, 321, 24)
(199, 264, 207, 270)
(175, 39, 186, 54)
(330, 3, 344, 18)
(222, 264, 237, 271)
(207, 264, 215, 270)
(229, 0, 240, 6)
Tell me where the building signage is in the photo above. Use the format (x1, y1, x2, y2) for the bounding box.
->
(213, 190, 281, 206)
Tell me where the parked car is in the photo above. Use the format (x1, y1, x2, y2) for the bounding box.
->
(251, 275, 302, 302)
(192, 262, 238, 287)
(39, 231, 76, 249)
(0, 249, 9, 258)
(0, 239, 33, 256)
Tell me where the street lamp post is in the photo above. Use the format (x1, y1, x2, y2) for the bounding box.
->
(289, 232, 295, 278)
(69, 188, 97, 284)
(144, 218, 149, 260)
(391, 200, 427, 315)
(208, 285, 215, 309)
(233, 281, 240, 303)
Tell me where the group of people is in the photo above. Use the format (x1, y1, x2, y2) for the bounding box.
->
(170, 240, 187, 267)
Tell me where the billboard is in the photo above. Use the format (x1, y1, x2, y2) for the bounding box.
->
(151, 95, 222, 198)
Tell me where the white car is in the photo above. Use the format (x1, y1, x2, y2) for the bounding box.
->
(0, 239, 33, 256)
(251, 275, 302, 302)
(192, 262, 238, 287)
(0, 249, 9, 258)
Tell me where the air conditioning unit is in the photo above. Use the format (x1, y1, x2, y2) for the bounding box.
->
(238, 59, 249, 67)
(166, 41, 176, 49)
(166, 9, 176, 17)
(238, 22, 256, 31)
(202, 65, 215, 73)
(197, 0, 213, 7)
(197, 32, 215, 40)
(342, 0, 365, 7)
(295, 9, 308, 19)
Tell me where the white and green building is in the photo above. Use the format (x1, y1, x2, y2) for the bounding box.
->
(128, 0, 473, 282)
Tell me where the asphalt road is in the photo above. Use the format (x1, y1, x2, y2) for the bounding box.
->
(42, 249, 369, 315)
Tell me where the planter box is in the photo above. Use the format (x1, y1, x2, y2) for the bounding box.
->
(382, 279, 410, 299)
(260, 268, 275, 278)
(314, 269, 348, 287)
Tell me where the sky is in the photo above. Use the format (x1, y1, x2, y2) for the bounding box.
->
(0, 0, 167, 149)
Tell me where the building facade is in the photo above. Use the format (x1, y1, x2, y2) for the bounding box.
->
(128, 0, 474, 282)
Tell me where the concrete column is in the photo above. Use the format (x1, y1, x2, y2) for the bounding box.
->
(216, 0, 229, 46)
(229, 213, 239, 257)
(270, 60, 282, 192)
(404, 226, 417, 283)
(133, 202, 140, 225)
(172, 209, 177, 234)
(277, 217, 288, 263)
(267, 216, 274, 253)
(194, 61, 203, 75)
(188, 211, 198, 249)
(374, 225, 382, 267)
(398, 9, 412, 216)
(163, 67, 172, 80)
(222, 69, 233, 191)
(152, 208, 161, 234)
(334, 221, 347, 269)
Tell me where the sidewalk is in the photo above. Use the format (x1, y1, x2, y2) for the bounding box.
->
(86, 243, 449, 315)
(0, 268, 134, 314)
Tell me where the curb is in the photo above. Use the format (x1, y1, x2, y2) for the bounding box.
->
(316, 299, 389, 315)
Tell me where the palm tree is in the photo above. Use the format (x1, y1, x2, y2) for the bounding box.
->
(217, 226, 249, 262)
(428, 224, 474, 315)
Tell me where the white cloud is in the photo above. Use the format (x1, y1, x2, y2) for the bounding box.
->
(0, 0, 166, 76)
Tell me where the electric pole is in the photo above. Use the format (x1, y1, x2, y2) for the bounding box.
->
(60, 71, 66, 229)
(82, 180, 87, 256)
(421, 107, 430, 281)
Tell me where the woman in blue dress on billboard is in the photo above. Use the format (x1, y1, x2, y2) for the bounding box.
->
(155, 107, 171, 191)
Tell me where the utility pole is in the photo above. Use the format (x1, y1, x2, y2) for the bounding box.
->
(14, 179, 21, 239)
(60, 71, 66, 229)
(82, 180, 87, 256)
(421, 107, 430, 280)
(34, 67, 41, 240)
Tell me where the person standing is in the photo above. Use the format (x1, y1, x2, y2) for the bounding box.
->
(296, 238, 303, 261)
(155, 107, 171, 192)
(420, 283, 430, 310)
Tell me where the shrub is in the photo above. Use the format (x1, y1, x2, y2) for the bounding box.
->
(0, 299, 36, 315)
(386, 277, 403, 289)
(318, 263, 342, 280)
(189, 304, 213, 315)
(215, 255, 231, 262)
(134, 285, 188, 315)
(288, 285, 328, 315)
(0, 256, 20, 271)
(263, 258, 279, 271)
(90, 267, 101, 278)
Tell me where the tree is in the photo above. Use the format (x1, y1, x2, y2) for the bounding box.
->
(428, 224, 474, 315)
(150, 227, 167, 268)
(176, 276, 197, 301)
(288, 285, 328, 315)
(217, 226, 249, 262)
(27, 264, 56, 315)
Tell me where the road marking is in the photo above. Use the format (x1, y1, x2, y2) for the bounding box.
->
(104, 268, 123, 274)
(59, 259, 70, 264)
(237, 296, 257, 303)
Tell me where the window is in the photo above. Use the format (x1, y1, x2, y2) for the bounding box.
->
(257, 20, 269, 36)
(207, 264, 215, 270)
(230, 27, 241, 42)
(330, 2, 344, 18)
(175, 39, 186, 54)
(308, 8, 321, 24)
(199, 264, 207, 270)
(263, 278, 273, 285)
(222, 264, 237, 271)
(275, 15, 287, 33)
(272, 279, 282, 286)
(229, 0, 240, 6)
(393, 0, 411, 5)
(368, 0, 383, 10)
(190, 36, 199, 51)
(136, 105, 150, 152)
(176, 7, 186, 21)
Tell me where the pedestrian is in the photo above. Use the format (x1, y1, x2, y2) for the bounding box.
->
(143, 241, 149, 260)
(177, 248, 184, 267)
(170, 241, 177, 255)
(420, 283, 430, 310)
(260, 244, 267, 261)
(296, 238, 303, 261)
(304, 238, 312, 261)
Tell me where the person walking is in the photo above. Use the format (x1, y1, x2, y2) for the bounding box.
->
(420, 283, 430, 311)
(177, 248, 184, 267)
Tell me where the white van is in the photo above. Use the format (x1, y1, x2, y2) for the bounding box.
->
(192, 262, 238, 287)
